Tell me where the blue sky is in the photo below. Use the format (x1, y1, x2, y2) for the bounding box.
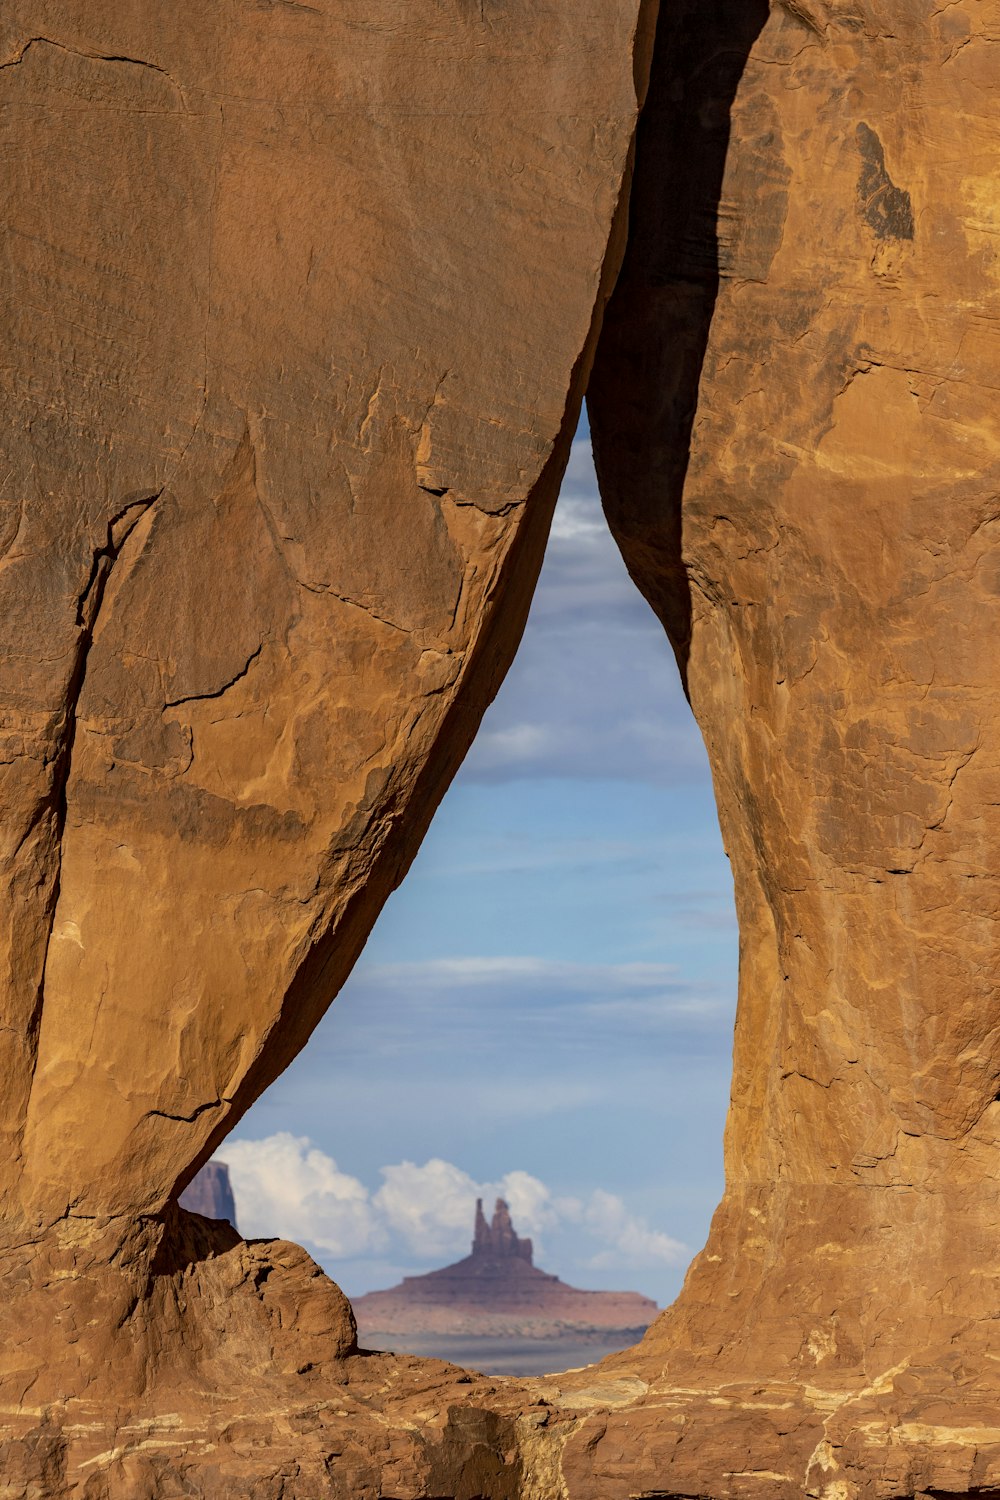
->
(224, 412, 738, 1309)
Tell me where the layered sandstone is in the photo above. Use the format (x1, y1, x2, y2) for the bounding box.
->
(7, 0, 1000, 1494)
(353, 1197, 657, 1339)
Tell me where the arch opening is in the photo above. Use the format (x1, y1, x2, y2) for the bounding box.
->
(213, 409, 738, 1372)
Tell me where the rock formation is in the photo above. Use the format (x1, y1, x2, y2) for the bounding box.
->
(0, 0, 658, 1492)
(571, 0, 1000, 1492)
(178, 1161, 238, 1229)
(0, 0, 653, 1228)
(5, 0, 1000, 1493)
(352, 1197, 657, 1339)
(473, 1196, 533, 1264)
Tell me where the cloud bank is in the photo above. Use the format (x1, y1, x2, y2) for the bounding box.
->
(221, 1134, 687, 1279)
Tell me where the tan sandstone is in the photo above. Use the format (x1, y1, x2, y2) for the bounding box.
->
(0, 0, 656, 1490)
(574, 0, 1000, 1493)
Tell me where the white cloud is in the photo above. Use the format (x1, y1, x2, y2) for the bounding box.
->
(223, 1133, 383, 1257)
(548, 442, 608, 545)
(374, 1159, 483, 1259)
(498, 1169, 566, 1234)
(473, 722, 555, 765)
(356, 955, 682, 993)
(218, 1135, 687, 1279)
(582, 1189, 687, 1269)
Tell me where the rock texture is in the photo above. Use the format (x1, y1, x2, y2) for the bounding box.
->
(2, 0, 654, 1227)
(575, 0, 1000, 1492)
(0, 0, 658, 1490)
(353, 1197, 657, 1339)
(179, 1161, 238, 1228)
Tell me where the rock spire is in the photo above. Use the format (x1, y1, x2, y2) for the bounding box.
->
(352, 1198, 657, 1341)
(471, 1198, 533, 1263)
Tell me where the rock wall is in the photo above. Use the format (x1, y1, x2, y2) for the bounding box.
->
(3, 0, 654, 1228)
(0, 0, 657, 1489)
(576, 0, 1000, 1492)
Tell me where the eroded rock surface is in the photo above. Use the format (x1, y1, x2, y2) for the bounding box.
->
(6, 0, 1000, 1494)
(0, 0, 656, 1489)
(3, 0, 654, 1227)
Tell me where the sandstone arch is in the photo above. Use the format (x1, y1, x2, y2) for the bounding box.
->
(4, 0, 1000, 1495)
(563, 0, 1000, 1493)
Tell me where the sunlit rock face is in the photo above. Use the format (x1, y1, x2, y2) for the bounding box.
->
(4, 0, 651, 1229)
(576, 0, 1000, 1492)
(0, 0, 656, 1490)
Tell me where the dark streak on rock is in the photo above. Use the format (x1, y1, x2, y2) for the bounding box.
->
(856, 122, 914, 242)
(15, 494, 159, 1097)
(76, 496, 159, 630)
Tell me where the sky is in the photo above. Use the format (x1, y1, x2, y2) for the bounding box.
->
(223, 410, 738, 1309)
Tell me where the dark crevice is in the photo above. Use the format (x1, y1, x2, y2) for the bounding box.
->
(65, 495, 160, 840)
(147, 1098, 224, 1125)
(0, 37, 182, 91)
(75, 496, 158, 629)
(587, 0, 769, 691)
(164, 643, 263, 710)
(917, 1492, 1000, 1500)
(29, 495, 159, 1049)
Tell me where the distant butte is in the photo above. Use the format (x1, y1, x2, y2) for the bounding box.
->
(178, 1161, 238, 1231)
(351, 1197, 658, 1340)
